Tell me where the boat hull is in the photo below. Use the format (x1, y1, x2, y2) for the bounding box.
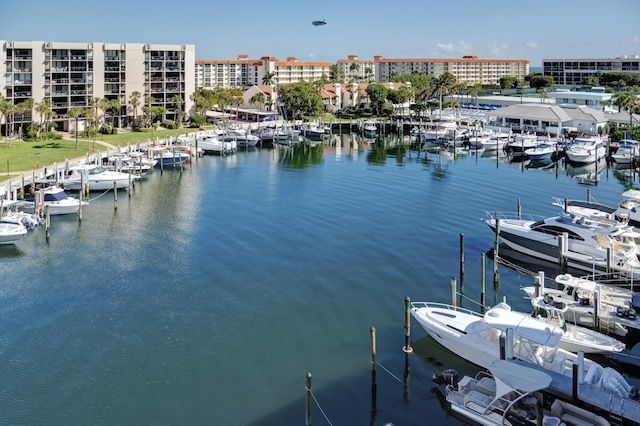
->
(0, 223, 28, 244)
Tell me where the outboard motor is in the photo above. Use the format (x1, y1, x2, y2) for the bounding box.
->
(432, 369, 459, 387)
(628, 309, 637, 321)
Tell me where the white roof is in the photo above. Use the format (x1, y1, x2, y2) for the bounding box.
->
(489, 360, 552, 396)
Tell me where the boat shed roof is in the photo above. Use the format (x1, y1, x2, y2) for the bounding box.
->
(487, 103, 572, 122)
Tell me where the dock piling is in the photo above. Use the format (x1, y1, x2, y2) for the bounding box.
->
(459, 233, 465, 293)
(305, 372, 312, 426)
(403, 297, 413, 353)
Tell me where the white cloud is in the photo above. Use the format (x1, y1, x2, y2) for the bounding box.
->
(459, 41, 472, 52)
(526, 42, 540, 49)
(437, 43, 455, 52)
(488, 43, 508, 55)
(634, 35, 639, 43)
(308, 53, 316, 59)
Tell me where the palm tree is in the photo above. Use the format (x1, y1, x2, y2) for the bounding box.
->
(0, 95, 12, 138)
(108, 99, 121, 128)
(66, 106, 85, 149)
(98, 97, 111, 128)
(430, 73, 457, 118)
(83, 107, 95, 149)
(614, 90, 640, 127)
(128, 91, 141, 124)
(14, 98, 34, 140)
(349, 62, 360, 82)
(35, 98, 53, 135)
(538, 88, 548, 104)
(262, 71, 276, 86)
(249, 93, 265, 110)
(171, 95, 183, 126)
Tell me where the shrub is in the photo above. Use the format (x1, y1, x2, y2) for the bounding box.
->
(190, 115, 206, 126)
(162, 120, 177, 130)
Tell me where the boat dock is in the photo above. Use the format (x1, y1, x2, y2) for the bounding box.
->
(510, 358, 640, 425)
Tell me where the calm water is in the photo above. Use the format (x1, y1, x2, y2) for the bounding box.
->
(0, 134, 636, 425)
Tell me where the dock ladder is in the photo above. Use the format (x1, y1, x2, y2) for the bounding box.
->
(609, 395, 623, 426)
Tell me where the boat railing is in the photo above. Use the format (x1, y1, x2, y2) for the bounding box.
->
(410, 301, 483, 317)
(483, 210, 547, 223)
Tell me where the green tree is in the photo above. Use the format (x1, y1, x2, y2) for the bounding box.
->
(499, 76, 518, 90)
(128, 91, 141, 122)
(99, 97, 111, 127)
(349, 62, 360, 82)
(35, 98, 53, 135)
(249, 93, 265, 110)
(0, 97, 13, 138)
(538, 88, 548, 104)
(262, 71, 276, 86)
(278, 81, 324, 119)
(14, 98, 34, 139)
(171, 95, 183, 126)
(582, 76, 600, 87)
(366, 83, 388, 115)
(614, 90, 640, 127)
(66, 106, 85, 149)
(529, 75, 554, 89)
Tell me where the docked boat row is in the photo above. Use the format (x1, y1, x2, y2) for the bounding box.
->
(410, 299, 640, 424)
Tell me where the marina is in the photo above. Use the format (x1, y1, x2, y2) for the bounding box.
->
(3, 131, 640, 425)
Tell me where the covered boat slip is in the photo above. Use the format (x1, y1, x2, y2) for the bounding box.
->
(509, 358, 640, 424)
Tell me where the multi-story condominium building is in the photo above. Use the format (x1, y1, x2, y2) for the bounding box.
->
(1, 40, 194, 135)
(195, 55, 333, 89)
(374, 56, 529, 85)
(336, 55, 375, 82)
(543, 55, 640, 86)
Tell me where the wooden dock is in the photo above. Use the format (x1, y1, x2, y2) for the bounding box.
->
(511, 358, 640, 425)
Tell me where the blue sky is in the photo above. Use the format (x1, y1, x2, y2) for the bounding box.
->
(2, 0, 639, 67)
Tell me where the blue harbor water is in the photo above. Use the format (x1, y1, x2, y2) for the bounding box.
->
(1, 134, 637, 425)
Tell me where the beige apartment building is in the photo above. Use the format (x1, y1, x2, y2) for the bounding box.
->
(1, 40, 195, 134)
(375, 56, 529, 85)
(336, 55, 375, 82)
(195, 55, 333, 89)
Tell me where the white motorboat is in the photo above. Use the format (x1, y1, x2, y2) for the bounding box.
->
(419, 120, 457, 147)
(530, 290, 625, 354)
(362, 121, 377, 138)
(565, 134, 606, 164)
(410, 300, 638, 402)
(524, 141, 557, 161)
(222, 126, 260, 147)
(483, 210, 640, 276)
(197, 134, 233, 155)
(61, 164, 138, 191)
(466, 129, 493, 149)
(611, 139, 640, 165)
(522, 274, 639, 338)
(21, 186, 88, 216)
(617, 189, 640, 228)
(0, 221, 28, 245)
(150, 147, 191, 167)
(479, 132, 510, 151)
(299, 123, 324, 140)
(507, 133, 538, 155)
(442, 360, 610, 426)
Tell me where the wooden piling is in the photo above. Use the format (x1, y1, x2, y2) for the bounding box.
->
(305, 372, 312, 426)
(480, 252, 486, 312)
(459, 233, 465, 294)
(493, 215, 500, 284)
(587, 189, 591, 203)
(20, 174, 24, 199)
(113, 182, 118, 210)
(45, 205, 50, 243)
(451, 277, 457, 309)
(403, 297, 413, 353)
(128, 172, 132, 196)
(78, 190, 83, 222)
(517, 198, 521, 220)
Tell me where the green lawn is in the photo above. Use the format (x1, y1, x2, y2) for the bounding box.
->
(0, 127, 205, 183)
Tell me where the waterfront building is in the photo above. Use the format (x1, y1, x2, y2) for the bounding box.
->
(543, 55, 640, 86)
(547, 88, 615, 112)
(195, 55, 332, 89)
(374, 55, 529, 85)
(1, 40, 195, 135)
(336, 55, 375, 82)
(487, 103, 608, 136)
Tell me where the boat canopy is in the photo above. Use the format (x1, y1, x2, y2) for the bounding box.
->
(489, 360, 552, 398)
(622, 189, 640, 201)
